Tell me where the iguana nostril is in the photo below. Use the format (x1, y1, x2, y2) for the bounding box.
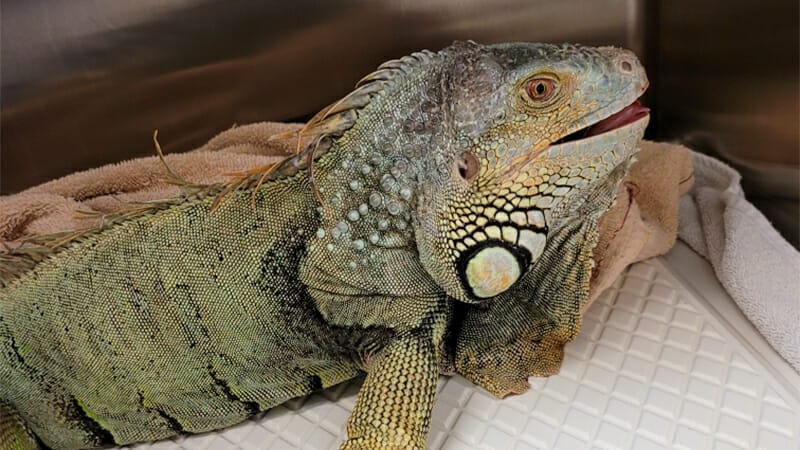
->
(620, 59, 634, 73)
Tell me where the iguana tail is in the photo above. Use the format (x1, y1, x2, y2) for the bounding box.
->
(0, 402, 38, 450)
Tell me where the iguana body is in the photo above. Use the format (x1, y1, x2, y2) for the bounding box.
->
(0, 41, 649, 449)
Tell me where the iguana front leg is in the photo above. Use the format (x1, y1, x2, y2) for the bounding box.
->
(342, 330, 439, 450)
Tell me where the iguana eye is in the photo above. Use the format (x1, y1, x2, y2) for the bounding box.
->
(457, 152, 480, 181)
(525, 78, 556, 101)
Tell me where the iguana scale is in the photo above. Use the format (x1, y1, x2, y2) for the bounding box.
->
(0, 41, 649, 449)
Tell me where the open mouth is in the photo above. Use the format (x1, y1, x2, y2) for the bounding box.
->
(552, 100, 650, 145)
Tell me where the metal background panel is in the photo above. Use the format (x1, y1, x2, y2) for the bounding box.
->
(655, 0, 799, 245)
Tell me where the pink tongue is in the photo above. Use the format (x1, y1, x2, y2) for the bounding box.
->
(585, 100, 650, 137)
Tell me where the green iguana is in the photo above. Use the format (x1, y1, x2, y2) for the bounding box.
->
(0, 41, 649, 449)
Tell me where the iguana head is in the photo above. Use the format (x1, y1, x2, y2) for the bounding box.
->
(414, 42, 649, 303)
(299, 41, 647, 308)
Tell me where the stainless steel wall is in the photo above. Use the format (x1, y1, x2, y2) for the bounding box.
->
(655, 0, 799, 245)
(1, 0, 797, 242)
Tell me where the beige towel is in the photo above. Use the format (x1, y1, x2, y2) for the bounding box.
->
(0, 122, 692, 300)
(590, 141, 694, 305)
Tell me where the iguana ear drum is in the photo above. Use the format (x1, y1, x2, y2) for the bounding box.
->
(457, 241, 533, 299)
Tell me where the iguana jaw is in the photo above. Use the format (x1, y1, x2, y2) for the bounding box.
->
(550, 99, 650, 149)
(455, 105, 650, 301)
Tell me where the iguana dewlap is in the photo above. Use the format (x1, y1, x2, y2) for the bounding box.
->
(0, 41, 649, 450)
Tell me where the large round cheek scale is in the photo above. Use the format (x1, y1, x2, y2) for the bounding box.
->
(465, 246, 522, 298)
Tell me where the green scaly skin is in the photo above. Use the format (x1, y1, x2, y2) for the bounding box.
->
(0, 41, 648, 449)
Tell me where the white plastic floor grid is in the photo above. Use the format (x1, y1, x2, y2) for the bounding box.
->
(129, 258, 800, 450)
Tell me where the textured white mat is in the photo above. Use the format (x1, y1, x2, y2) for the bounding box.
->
(128, 254, 800, 450)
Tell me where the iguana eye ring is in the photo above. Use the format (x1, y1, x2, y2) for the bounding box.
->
(525, 78, 556, 101)
(457, 151, 480, 181)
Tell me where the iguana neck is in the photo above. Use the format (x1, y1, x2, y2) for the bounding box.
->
(314, 56, 448, 245)
(296, 52, 453, 328)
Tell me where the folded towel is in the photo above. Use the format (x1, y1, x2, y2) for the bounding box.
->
(679, 151, 800, 372)
(0, 122, 302, 242)
(590, 141, 693, 307)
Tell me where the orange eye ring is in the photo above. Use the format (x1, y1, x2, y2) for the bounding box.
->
(525, 78, 556, 101)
